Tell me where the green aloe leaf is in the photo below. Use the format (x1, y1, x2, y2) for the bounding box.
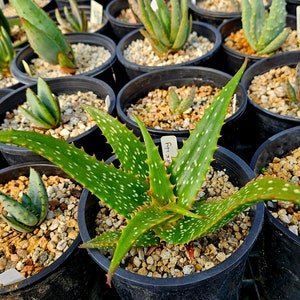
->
(169, 59, 247, 209)
(0, 130, 150, 218)
(155, 177, 300, 244)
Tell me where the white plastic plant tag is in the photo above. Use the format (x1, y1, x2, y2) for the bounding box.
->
(161, 135, 178, 164)
(0, 268, 25, 286)
(91, 0, 103, 25)
(104, 95, 111, 111)
(0, 0, 5, 10)
(297, 6, 300, 41)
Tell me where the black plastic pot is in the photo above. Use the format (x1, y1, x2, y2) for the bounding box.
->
(116, 21, 222, 81)
(78, 145, 264, 299)
(48, 5, 109, 35)
(241, 51, 300, 149)
(0, 76, 115, 165)
(218, 15, 296, 75)
(0, 162, 105, 299)
(250, 126, 300, 300)
(10, 32, 117, 89)
(105, 0, 143, 42)
(116, 66, 250, 160)
(286, 0, 298, 15)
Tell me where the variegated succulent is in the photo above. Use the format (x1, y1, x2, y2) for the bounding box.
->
(136, 0, 192, 55)
(0, 168, 48, 233)
(169, 85, 196, 115)
(286, 62, 300, 102)
(55, 0, 88, 33)
(0, 60, 299, 286)
(19, 77, 61, 129)
(10, 0, 76, 72)
(242, 0, 291, 55)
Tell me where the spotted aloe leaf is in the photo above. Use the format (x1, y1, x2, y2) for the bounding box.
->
(0, 168, 48, 233)
(10, 0, 76, 71)
(0, 60, 300, 285)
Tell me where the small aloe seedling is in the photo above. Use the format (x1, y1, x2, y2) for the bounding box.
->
(0, 25, 15, 76)
(136, 0, 192, 55)
(0, 168, 48, 233)
(242, 0, 291, 55)
(55, 0, 88, 33)
(286, 62, 300, 102)
(10, 0, 76, 72)
(19, 77, 61, 129)
(0, 60, 300, 286)
(169, 85, 196, 115)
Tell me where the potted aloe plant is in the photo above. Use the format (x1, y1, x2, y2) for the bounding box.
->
(218, 0, 298, 74)
(0, 162, 103, 298)
(0, 60, 299, 298)
(0, 75, 116, 165)
(116, 0, 221, 81)
(8, 0, 117, 88)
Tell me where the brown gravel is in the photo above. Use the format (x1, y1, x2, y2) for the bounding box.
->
(263, 146, 300, 236)
(247, 65, 300, 118)
(95, 166, 252, 278)
(0, 174, 82, 281)
(127, 85, 238, 131)
(124, 31, 214, 66)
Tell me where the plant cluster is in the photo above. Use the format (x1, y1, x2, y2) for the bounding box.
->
(10, 0, 76, 72)
(0, 60, 299, 286)
(241, 0, 291, 55)
(136, 0, 192, 55)
(0, 168, 48, 233)
(55, 0, 88, 33)
(19, 77, 61, 129)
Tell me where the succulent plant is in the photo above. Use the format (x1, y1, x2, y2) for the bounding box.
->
(10, 0, 76, 72)
(0, 60, 299, 286)
(241, 0, 291, 55)
(0, 168, 48, 233)
(55, 0, 88, 33)
(0, 8, 10, 35)
(136, 0, 192, 55)
(0, 25, 15, 76)
(18, 77, 61, 129)
(169, 85, 196, 115)
(286, 62, 300, 102)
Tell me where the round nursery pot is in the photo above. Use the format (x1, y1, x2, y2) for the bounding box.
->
(116, 21, 222, 81)
(105, 0, 143, 42)
(218, 15, 297, 74)
(286, 0, 298, 15)
(241, 51, 300, 148)
(0, 162, 103, 299)
(250, 126, 300, 299)
(48, 5, 109, 35)
(10, 32, 117, 88)
(0, 76, 115, 165)
(116, 66, 248, 159)
(78, 146, 264, 300)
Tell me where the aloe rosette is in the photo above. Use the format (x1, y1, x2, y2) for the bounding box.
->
(242, 0, 291, 54)
(137, 0, 192, 55)
(10, 0, 76, 71)
(0, 168, 48, 233)
(0, 60, 299, 285)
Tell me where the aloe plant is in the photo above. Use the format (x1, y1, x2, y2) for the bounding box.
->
(169, 85, 196, 115)
(0, 25, 15, 76)
(0, 168, 48, 233)
(55, 0, 88, 33)
(10, 0, 76, 72)
(242, 0, 291, 55)
(136, 0, 192, 55)
(286, 62, 300, 102)
(18, 77, 61, 129)
(0, 60, 300, 286)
